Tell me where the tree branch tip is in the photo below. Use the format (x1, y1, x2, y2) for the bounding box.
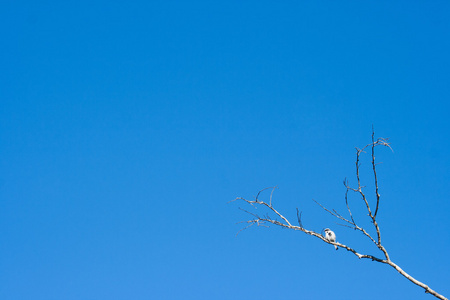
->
(228, 197, 240, 204)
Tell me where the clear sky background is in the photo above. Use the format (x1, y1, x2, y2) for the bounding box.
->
(1, 1, 450, 299)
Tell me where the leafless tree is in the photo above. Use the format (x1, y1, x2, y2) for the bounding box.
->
(231, 131, 447, 300)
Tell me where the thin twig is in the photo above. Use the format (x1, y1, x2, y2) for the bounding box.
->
(344, 178, 356, 224)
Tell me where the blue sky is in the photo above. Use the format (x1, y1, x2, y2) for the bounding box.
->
(1, 1, 450, 299)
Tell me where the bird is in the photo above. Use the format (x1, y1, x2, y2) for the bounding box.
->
(324, 228, 338, 250)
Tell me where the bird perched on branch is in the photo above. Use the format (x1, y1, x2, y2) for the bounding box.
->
(324, 228, 338, 250)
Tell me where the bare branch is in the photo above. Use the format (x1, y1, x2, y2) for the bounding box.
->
(314, 198, 378, 246)
(372, 127, 381, 219)
(234, 190, 385, 262)
(269, 186, 277, 206)
(343, 178, 356, 224)
(255, 186, 277, 203)
(355, 147, 374, 220)
(350, 134, 391, 260)
(386, 260, 447, 300)
(296, 208, 303, 228)
(232, 132, 447, 300)
(313, 199, 354, 226)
